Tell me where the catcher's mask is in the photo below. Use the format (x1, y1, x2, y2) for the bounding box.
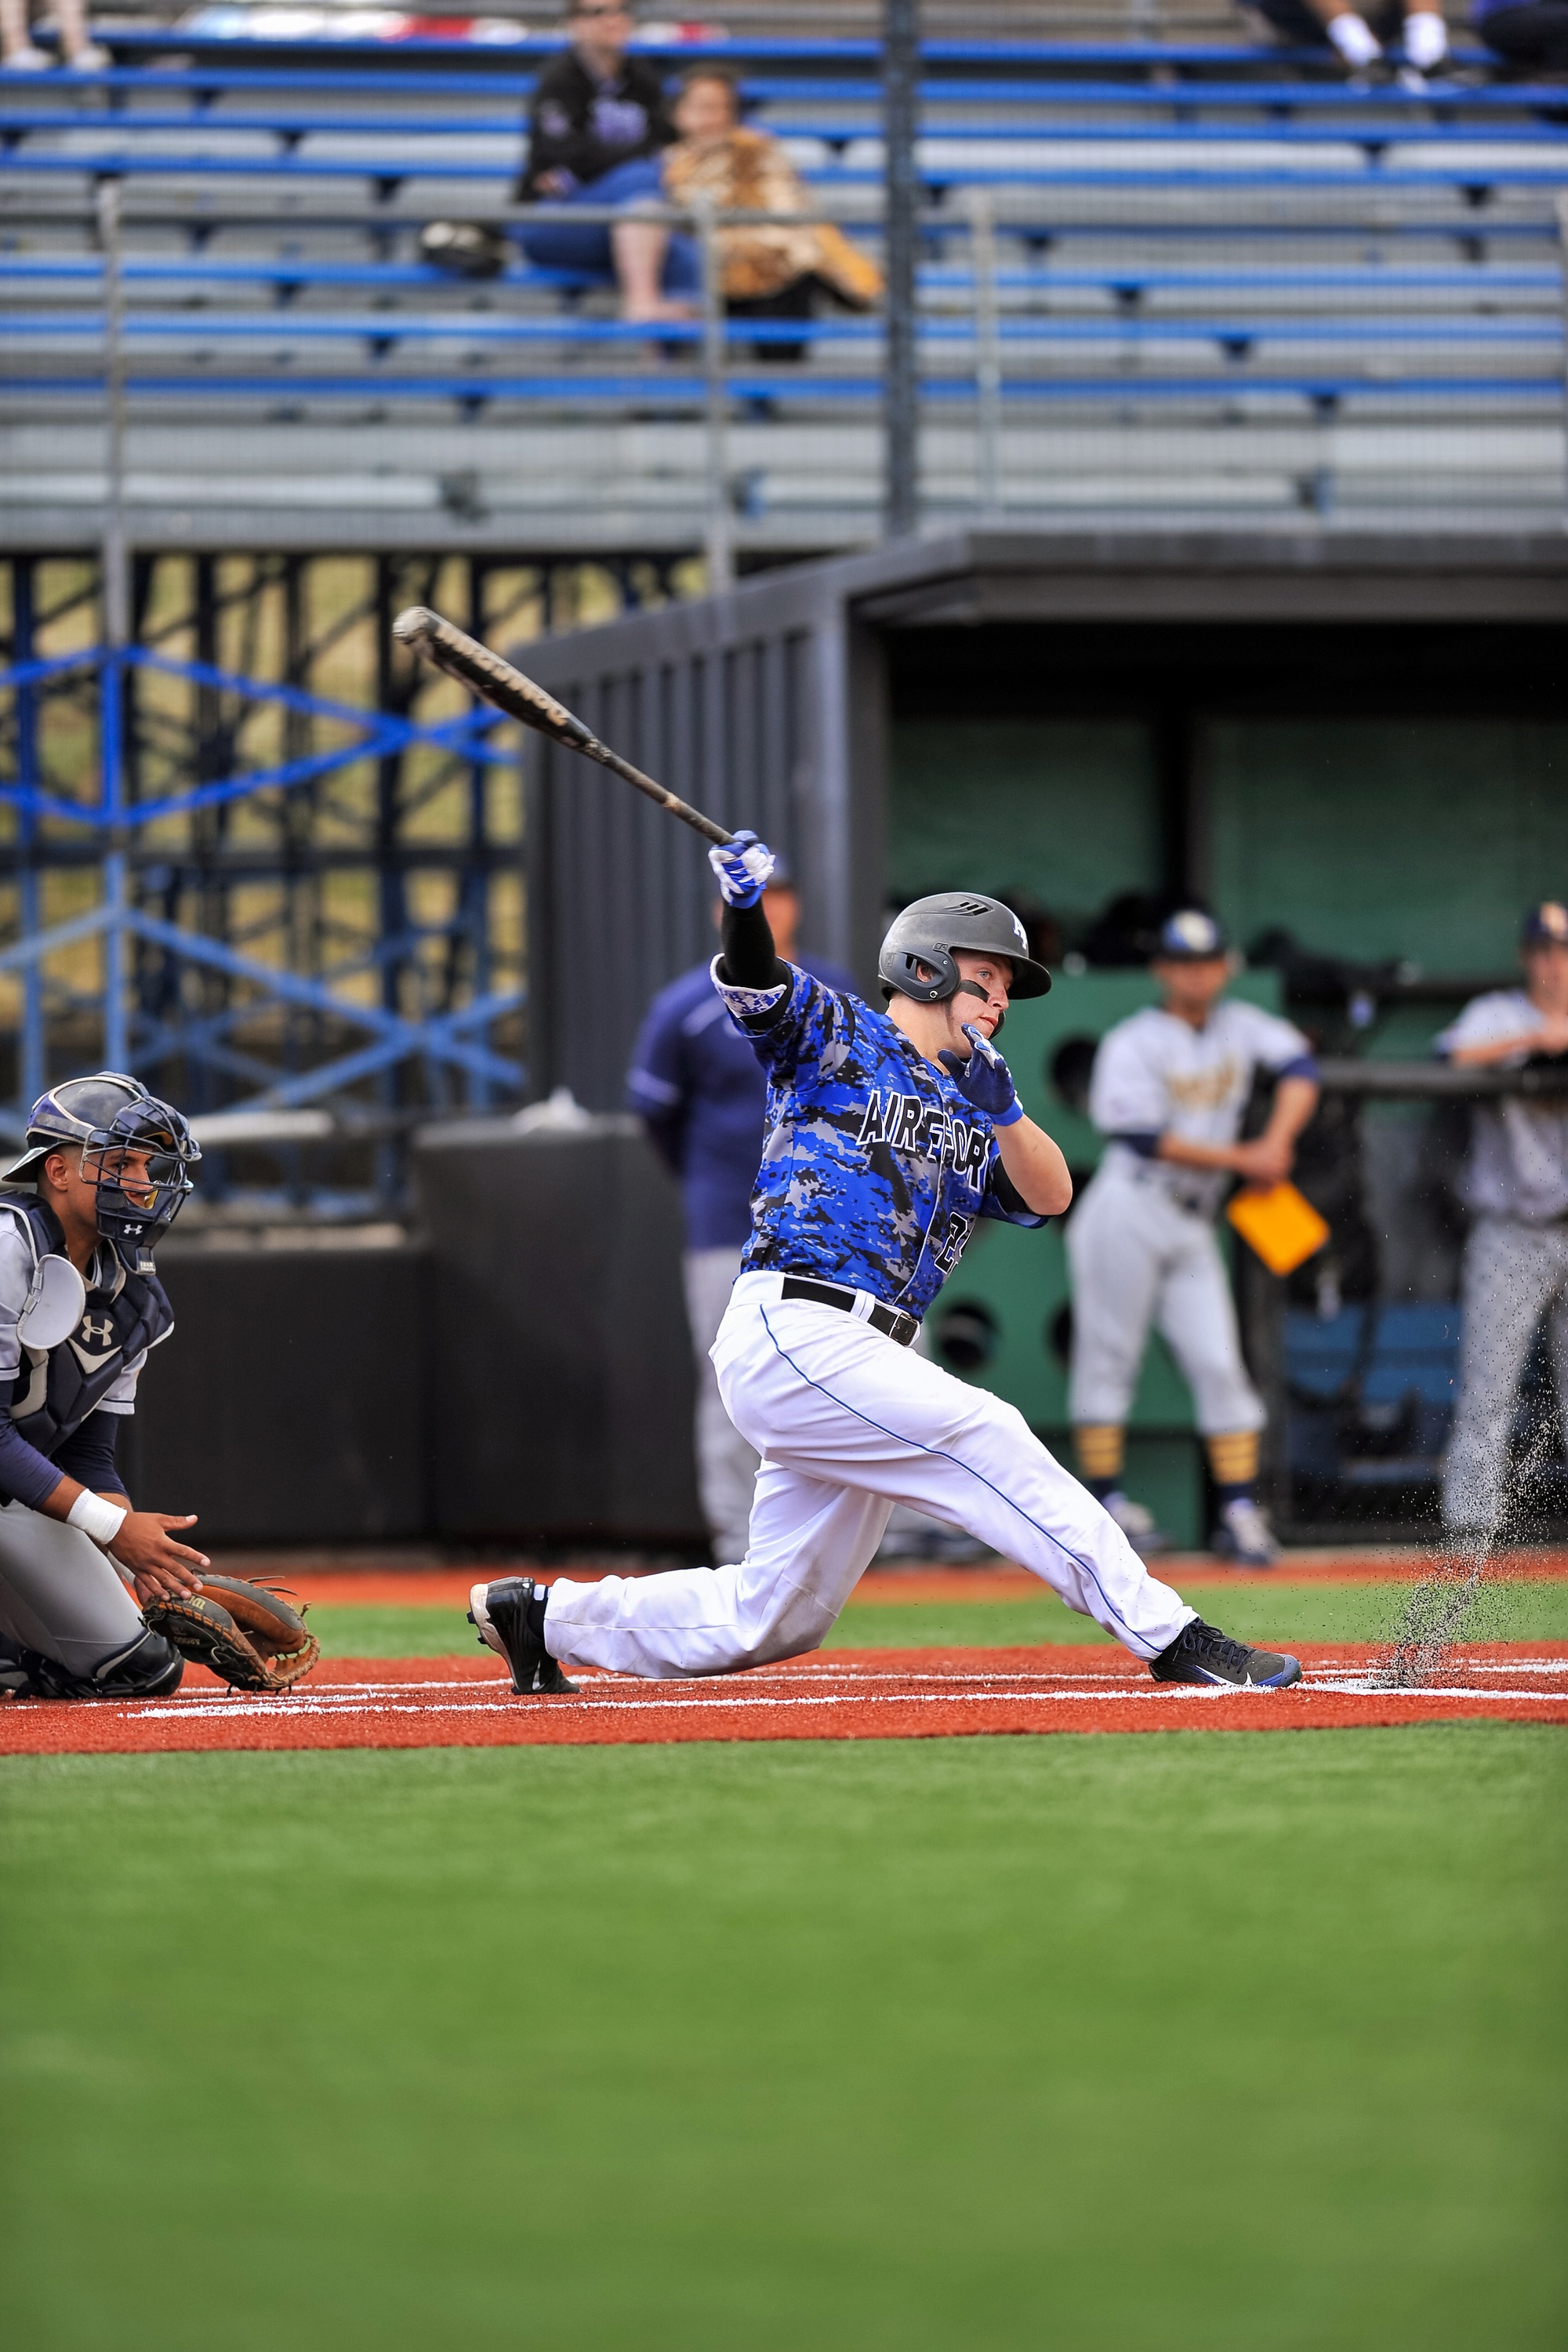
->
(2, 1072, 201, 1262)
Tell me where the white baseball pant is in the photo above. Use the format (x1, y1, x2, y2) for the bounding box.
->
(1067, 1164, 1264, 1436)
(0, 1497, 145, 1677)
(543, 1271, 1196, 1679)
(682, 1245, 760, 1568)
(1443, 1213, 1568, 1533)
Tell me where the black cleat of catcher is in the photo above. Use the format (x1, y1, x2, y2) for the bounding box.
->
(1149, 1617, 1301, 1690)
(469, 1576, 579, 1696)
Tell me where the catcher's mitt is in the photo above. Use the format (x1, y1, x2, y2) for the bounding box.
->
(143, 1574, 321, 1694)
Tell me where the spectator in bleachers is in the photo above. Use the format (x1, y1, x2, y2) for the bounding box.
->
(1245, 0, 1450, 74)
(1436, 901, 1568, 1538)
(1, 0, 107, 71)
(662, 67, 883, 361)
(1472, 0, 1568, 71)
(514, 0, 697, 325)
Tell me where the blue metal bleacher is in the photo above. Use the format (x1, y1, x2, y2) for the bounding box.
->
(2, 24, 1564, 544)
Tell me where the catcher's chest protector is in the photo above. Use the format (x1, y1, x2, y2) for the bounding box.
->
(1, 1198, 173, 1456)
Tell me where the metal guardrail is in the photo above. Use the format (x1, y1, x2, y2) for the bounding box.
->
(8, 35, 1566, 539)
(15, 172, 1565, 557)
(1316, 1056, 1568, 1096)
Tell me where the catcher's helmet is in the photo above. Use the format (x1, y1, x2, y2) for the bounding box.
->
(2, 1072, 201, 1258)
(878, 892, 1052, 1006)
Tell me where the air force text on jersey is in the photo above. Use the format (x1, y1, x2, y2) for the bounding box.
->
(716, 962, 1047, 1322)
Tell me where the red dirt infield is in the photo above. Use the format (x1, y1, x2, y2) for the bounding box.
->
(220, 1551, 1568, 1611)
(4, 1642, 1564, 1755)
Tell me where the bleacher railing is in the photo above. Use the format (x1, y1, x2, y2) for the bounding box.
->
(5, 36, 1568, 539)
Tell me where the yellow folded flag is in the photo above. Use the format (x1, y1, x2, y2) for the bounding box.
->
(1225, 1181, 1330, 1277)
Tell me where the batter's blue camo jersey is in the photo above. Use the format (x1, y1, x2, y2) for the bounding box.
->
(712, 961, 1047, 1319)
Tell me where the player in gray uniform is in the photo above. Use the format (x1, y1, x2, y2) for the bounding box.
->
(469, 845, 1302, 1697)
(1068, 910, 1319, 1566)
(0, 1073, 210, 1700)
(1437, 899, 1568, 1538)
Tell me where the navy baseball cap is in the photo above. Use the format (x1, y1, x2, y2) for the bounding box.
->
(1155, 908, 1229, 960)
(1521, 900, 1568, 946)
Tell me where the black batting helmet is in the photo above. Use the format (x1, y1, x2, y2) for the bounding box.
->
(878, 892, 1052, 1006)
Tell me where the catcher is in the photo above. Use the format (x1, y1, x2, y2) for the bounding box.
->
(0, 1073, 318, 1700)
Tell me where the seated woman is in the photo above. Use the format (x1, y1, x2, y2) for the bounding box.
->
(514, 0, 697, 324)
(662, 67, 883, 363)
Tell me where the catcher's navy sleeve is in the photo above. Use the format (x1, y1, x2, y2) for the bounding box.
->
(53, 1412, 123, 1500)
(0, 1404, 68, 1510)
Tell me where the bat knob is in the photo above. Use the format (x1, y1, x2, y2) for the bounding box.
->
(392, 606, 437, 647)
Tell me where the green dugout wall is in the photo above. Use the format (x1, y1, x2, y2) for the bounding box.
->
(891, 715, 1568, 975)
(524, 532, 1568, 1544)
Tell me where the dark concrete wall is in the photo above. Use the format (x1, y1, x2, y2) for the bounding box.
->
(116, 1127, 704, 1549)
(412, 1120, 702, 1545)
(121, 1244, 430, 1544)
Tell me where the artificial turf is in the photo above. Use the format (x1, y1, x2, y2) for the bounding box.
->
(303, 1578, 1568, 1659)
(2, 1727, 1563, 2351)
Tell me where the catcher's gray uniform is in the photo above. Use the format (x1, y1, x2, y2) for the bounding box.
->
(1437, 988, 1568, 1532)
(0, 1212, 162, 1681)
(1069, 999, 1315, 1434)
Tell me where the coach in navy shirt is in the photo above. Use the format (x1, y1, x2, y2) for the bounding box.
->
(627, 860, 854, 1566)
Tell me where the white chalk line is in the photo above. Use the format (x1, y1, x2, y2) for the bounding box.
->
(125, 1667, 1568, 1724)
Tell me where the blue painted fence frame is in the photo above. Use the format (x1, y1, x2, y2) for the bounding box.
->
(0, 641, 524, 1134)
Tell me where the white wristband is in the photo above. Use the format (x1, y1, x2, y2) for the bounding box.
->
(67, 1490, 129, 1548)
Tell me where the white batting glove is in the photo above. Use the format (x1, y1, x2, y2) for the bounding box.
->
(708, 828, 776, 909)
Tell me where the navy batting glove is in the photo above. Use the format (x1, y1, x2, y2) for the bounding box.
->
(938, 1023, 1023, 1126)
(707, 828, 776, 909)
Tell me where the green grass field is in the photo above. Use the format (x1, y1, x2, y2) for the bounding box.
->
(304, 1579, 1568, 1660)
(3, 1726, 1565, 2351)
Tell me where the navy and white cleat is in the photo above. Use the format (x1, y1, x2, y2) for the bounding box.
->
(469, 1576, 579, 1696)
(1149, 1617, 1301, 1690)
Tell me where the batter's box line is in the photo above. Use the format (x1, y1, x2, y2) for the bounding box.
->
(129, 1683, 1568, 1726)
(138, 1686, 1241, 1723)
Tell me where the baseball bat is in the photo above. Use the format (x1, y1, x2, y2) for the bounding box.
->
(391, 605, 735, 848)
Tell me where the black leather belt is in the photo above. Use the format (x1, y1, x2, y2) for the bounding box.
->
(779, 1275, 920, 1348)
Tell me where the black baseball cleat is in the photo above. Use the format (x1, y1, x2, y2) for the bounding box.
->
(1149, 1617, 1301, 1690)
(469, 1577, 579, 1696)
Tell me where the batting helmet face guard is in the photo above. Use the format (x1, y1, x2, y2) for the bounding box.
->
(878, 893, 1052, 1007)
(3, 1072, 201, 1260)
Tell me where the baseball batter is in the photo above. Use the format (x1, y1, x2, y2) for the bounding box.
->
(1067, 910, 1319, 1566)
(1437, 898, 1568, 1537)
(470, 844, 1301, 1694)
